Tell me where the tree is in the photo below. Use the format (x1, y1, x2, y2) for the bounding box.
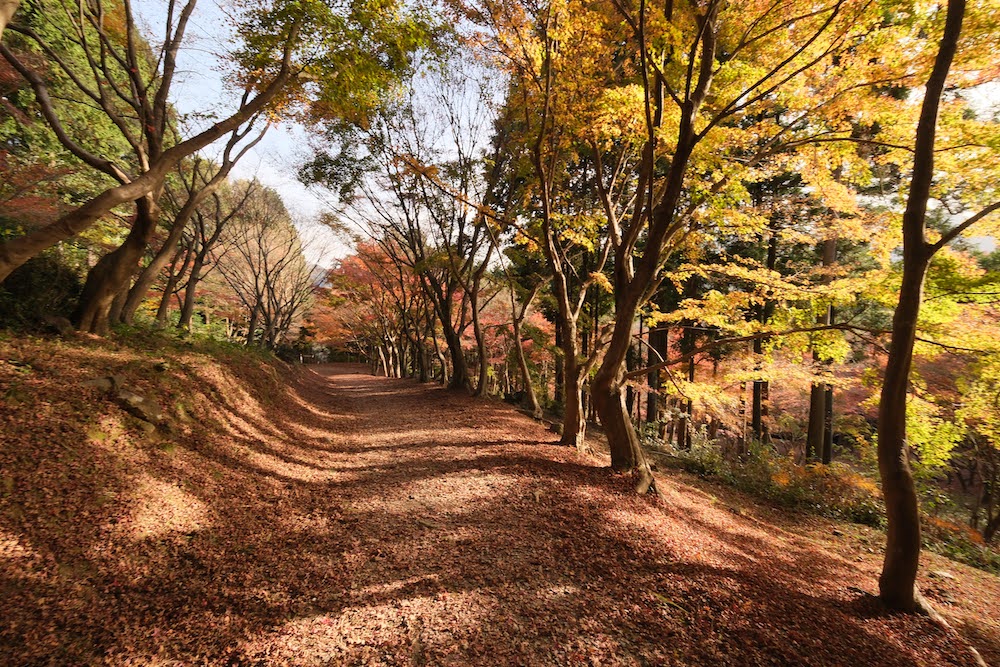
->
(0, 0, 301, 333)
(583, 0, 900, 492)
(0, 0, 432, 334)
(215, 186, 315, 348)
(875, 0, 1000, 613)
(118, 122, 268, 324)
(466, 0, 637, 449)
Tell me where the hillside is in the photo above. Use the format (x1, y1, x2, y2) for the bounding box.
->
(1, 333, 998, 665)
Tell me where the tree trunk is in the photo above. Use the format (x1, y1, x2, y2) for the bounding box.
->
(878, 251, 929, 611)
(177, 255, 206, 330)
(647, 325, 668, 438)
(441, 324, 469, 391)
(592, 283, 654, 492)
(470, 287, 489, 397)
(807, 383, 825, 461)
(74, 196, 160, 334)
(561, 357, 588, 453)
(121, 215, 191, 324)
(807, 238, 836, 460)
(823, 384, 834, 464)
(878, 0, 965, 613)
(245, 303, 260, 345)
(108, 284, 129, 325)
(751, 335, 768, 443)
(512, 309, 543, 419)
(752, 218, 779, 443)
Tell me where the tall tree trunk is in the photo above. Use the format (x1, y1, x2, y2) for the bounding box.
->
(878, 0, 964, 613)
(561, 354, 588, 452)
(751, 336, 768, 442)
(807, 238, 837, 460)
(511, 291, 543, 419)
(428, 308, 449, 385)
(752, 225, 778, 442)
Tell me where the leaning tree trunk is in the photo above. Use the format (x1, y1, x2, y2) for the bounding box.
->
(592, 277, 655, 493)
(591, 95, 703, 493)
(121, 215, 190, 324)
(74, 195, 160, 334)
(877, 0, 965, 613)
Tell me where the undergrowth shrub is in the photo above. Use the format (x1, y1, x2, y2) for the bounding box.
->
(663, 434, 885, 527)
(658, 432, 1000, 572)
(923, 516, 1000, 574)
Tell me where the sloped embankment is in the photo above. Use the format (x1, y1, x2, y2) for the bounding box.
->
(1, 332, 998, 665)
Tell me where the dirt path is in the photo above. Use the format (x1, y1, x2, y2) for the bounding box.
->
(3, 359, 998, 665)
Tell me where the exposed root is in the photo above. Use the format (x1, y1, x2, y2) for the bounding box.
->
(911, 590, 988, 667)
(634, 468, 661, 497)
(913, 589, 946, 626)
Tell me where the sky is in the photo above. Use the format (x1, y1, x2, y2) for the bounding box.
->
(133, 0, 349, 268)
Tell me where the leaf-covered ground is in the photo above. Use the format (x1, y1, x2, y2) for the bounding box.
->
(1, 335, 998, 665)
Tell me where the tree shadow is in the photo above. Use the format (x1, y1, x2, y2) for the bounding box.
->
(0, 359, 991, 665)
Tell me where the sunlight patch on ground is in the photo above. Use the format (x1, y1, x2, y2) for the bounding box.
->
(354, 573, 442, 598)
(380, 471, 520, 516)
(121, 474, 209, 541)
(0, 528, 41, 562)
(238, 591, 495, 664)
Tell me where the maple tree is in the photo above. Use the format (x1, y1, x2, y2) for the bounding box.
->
(461, 0, 639, 449)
